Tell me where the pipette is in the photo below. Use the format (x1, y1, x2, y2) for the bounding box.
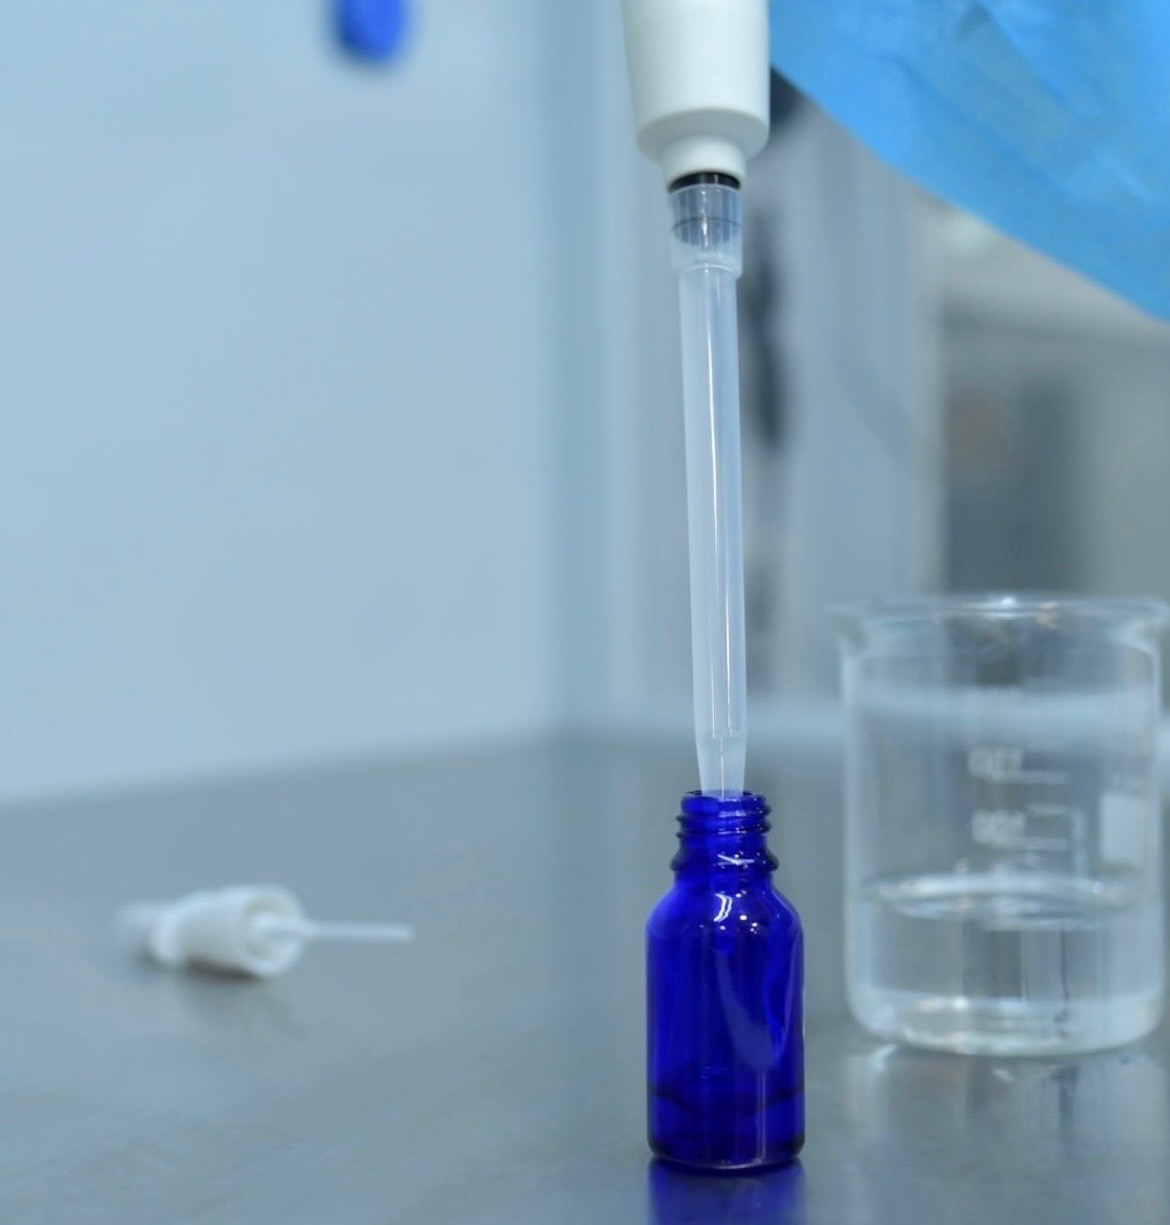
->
(623, 8, 805, 1171)
(671, 177, 748, 794)
(622, 0, 770, 794)
(118, 885, 415, 978)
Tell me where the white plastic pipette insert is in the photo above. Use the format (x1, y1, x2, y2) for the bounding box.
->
(118, 885, 415, 978)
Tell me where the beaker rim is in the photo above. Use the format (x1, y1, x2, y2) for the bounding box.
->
(832, 592, 1170, 631)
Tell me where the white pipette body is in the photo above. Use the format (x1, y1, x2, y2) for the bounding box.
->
(620, 0, 769, 186)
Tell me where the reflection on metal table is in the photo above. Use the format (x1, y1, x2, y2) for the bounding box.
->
(1, 738, 1167, 1223)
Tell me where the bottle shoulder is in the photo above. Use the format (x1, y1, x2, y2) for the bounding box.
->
(647, 879, 801, 937)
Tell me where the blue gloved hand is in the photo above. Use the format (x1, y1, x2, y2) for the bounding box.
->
(769, 0, 1170, 319)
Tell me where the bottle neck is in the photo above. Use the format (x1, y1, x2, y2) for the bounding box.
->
(671, 791, 776, 880)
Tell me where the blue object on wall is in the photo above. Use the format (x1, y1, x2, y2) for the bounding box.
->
(769, 0, 1170, 320)
(335, 0, 410, 63)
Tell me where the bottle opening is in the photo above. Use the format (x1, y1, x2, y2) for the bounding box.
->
(680, 790, 769, 823)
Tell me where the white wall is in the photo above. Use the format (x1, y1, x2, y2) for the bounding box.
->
(0, 1, 569, 799)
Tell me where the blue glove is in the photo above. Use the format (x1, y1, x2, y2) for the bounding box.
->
(769, 0, 1170, 319)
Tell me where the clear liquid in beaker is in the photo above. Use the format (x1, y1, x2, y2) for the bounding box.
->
(849, 870, 1163, 1055)
(838, 597, 1168, 1055)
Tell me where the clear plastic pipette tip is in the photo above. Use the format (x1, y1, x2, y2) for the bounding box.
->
(671, 180, 749, 796)
(696, 737, 747, 799)
(251, 914, 416, 945)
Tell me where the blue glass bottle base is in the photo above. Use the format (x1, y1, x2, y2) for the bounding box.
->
(648, 1155, 807, 1219)
(649, 1135, 805, 1173)
(648, 1069, 805, 1171)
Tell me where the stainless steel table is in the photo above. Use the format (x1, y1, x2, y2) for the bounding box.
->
(3, 737, 1167, 1223)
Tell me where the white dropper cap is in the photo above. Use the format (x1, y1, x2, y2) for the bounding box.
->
(621, 0, 770, 186)
(117, 885, 415, 979)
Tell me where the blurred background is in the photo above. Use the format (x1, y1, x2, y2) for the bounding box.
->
(2, 0, 1169, 804)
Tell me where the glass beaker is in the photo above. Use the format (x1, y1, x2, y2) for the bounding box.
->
(837, 595, 1167, 1055)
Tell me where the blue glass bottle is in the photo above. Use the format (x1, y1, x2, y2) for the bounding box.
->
(647, 791, 804, 1170)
